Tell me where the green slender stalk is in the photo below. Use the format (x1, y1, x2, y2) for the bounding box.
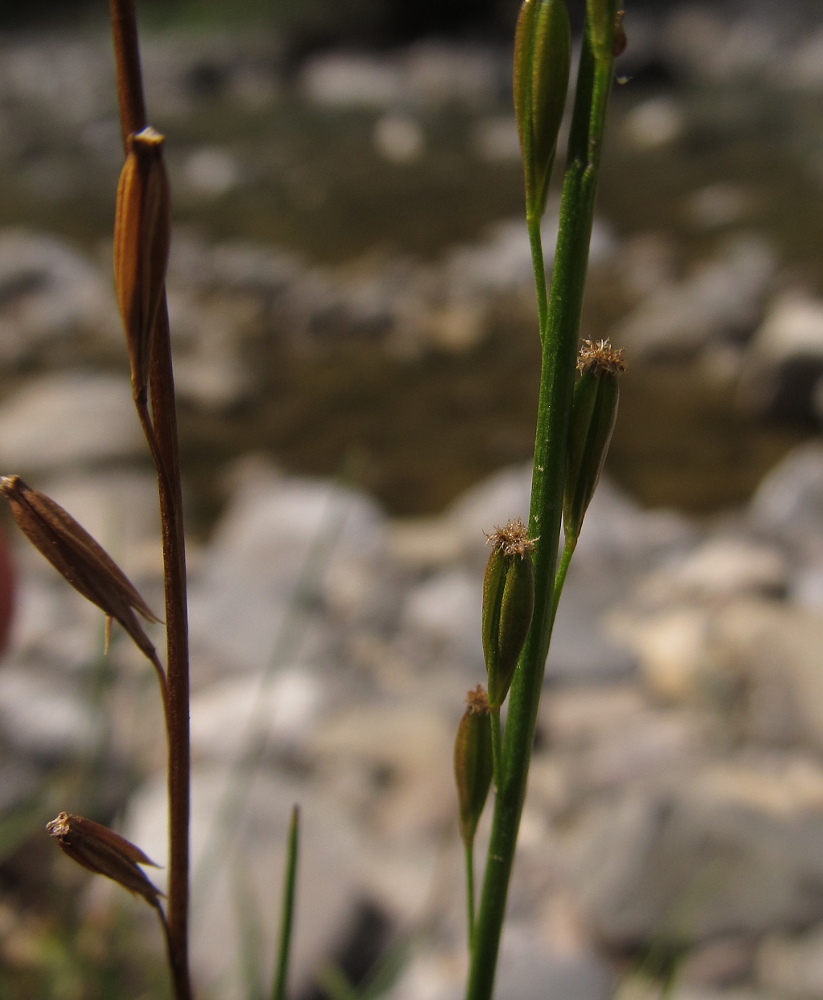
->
(271, 805, 300, 1000)
(465, 16, 616, 1000)
(551, 539, 575, 623)
(465, 841, 476, 944)
(489, 710, 503, 789)
(527, 216, 550, 343)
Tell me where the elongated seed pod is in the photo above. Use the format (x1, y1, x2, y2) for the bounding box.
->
(47, 811, 163, 908)
(482, 520, 535, 708)
(454, 686, 493, 848)
(114, 126, 171, 402)
(564, 340, 626, 545)
(514, 0, 571, 218)
(0, 475, 162, 667)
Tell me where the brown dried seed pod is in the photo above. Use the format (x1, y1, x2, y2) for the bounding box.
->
(114, 126, 171, 401)
(0, 475, 162, 666)
(47, 811, 163, 908)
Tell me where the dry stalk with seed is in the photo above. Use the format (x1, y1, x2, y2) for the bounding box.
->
(1, 0, 627, 996)
(0, 1, 194, 996)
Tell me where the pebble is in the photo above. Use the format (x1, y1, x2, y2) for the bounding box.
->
(0, 372, 143, 474)
(740, 292, 823, 423)
(614, 235, 776, 360)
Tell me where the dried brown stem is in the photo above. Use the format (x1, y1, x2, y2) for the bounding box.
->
(109, 2, 192, 998)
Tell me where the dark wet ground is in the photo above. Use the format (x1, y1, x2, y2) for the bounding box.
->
(2, 53, 821, 521)
(175, 83, 819, 521)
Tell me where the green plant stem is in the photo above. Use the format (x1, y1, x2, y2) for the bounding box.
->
(465, 24, 615, 1000)
(464, 841, 475, 946)
(489, 709, 503, 791)
(527, 214, 550, 344)
(552, 537, 575, 624)
(109, 4, 192, 998)
(271, 805, 300, 1000)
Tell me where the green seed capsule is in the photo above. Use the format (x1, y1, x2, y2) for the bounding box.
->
(454, 686, 493, 848)
(514, 0, 571, 219)
(564, 340, 626, 545)
(482, 520, 536, 708)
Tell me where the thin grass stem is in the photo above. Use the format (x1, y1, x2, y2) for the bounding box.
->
(489, 709, 503, 791)
(465, 16, 616, 1000)
(464, 840, 476, 947)
(271, 805, 300, 1000)
(551, 538, 575, 624)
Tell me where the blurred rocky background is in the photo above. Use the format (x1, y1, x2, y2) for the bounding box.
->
(3, 1, 823, 998)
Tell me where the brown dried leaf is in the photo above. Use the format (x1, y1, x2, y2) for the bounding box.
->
(47, 811, 163, 908)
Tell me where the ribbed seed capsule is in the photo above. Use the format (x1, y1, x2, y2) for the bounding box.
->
(564, 340, 626, 545)
(114, 126, 171, 401)
(454, 686, 493, 848)
(482, 520, 536, 708)
(0, 475, 162, 667)
(514, 0, 571, 218)
(47, 811, 163, 909)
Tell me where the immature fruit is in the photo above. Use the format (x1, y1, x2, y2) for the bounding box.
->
(564, 339, 626, 545)
(454, 686, 494, 848)
(482, 520, 535, 708)
(514, 0, 572, 218)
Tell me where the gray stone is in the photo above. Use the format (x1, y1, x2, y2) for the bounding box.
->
(398, 568, 483, 673)
(569, 478, 696, 574)
(494, 929, 614, 1000)
(739, 293, 823, 423)
(0, 229, 116, 364)
(622, 96, 685, 150)
(614, 235, 776, 360)
(566, 755, 823, 947)
(543, 688, 709, 796)
(299, 53, 404, 108)
(124, 766, 367, 1000)
(662, 6, 783, 84)
(0, 372, 143, 473)
(445, 462, 532, 561)
(307, 699, 457, 840)
(189, 667, 327, 764)
(549, 578, 638, 684)
(0, 664, 101, 759)
(635, 538, 788, 605)
(756, 923, 823, 998)
(609, 605, 715, 703)
(188, 459, 386, 673)
(749, 444, 823, 549)
(708, 599, 823, 753)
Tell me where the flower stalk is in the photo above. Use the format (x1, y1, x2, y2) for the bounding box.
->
(454, 686, 494, 943)
(464, 6, 621, 999)
(110, 2, 192, 997)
